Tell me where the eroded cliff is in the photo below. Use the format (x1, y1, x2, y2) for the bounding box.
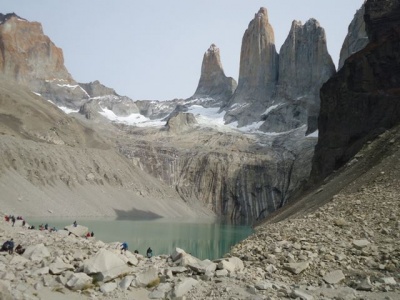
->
(311, 0, 400, 182)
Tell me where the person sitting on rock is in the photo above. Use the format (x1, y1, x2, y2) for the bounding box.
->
(15, 244, 25, 255)
(73, 221, 77, 227)
(120, 242, 128, 254)
(146, 247, 153, 258)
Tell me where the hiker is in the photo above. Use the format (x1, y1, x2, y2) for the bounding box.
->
(86, 232, 91, 238)
(120, 242, 128, 254)
(15, 244, 25, 255)
(44, 223, 48, 230)
(11, 216, 15, 227)
(146, 247, 153, 258)
(91, 231, 94, 237)
(1, 239, 14, 254)
(134, 250, 139, 254)
(22, 220, 26, 227)
(73, 221, 77, 227)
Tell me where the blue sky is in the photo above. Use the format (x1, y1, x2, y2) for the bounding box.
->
(2, 0, 364, 100)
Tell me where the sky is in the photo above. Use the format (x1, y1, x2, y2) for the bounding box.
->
(2, 0, 364, 101)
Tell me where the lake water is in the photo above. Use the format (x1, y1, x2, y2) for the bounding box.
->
(26, 217, 253, 260)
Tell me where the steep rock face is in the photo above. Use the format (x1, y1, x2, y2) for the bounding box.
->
(119, 126, 315, 223)
(0, 14, 72, 84)
(224, 7, 279, 126)
(311, 0, 400, 182)
(0, 14, 89, 108)
(278, 19, 335, 100)
(338, 3, 369, 70)
(261, 19, 335, 133)
(190, 44, 237, 106)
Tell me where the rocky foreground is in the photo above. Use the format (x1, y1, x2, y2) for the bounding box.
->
(0, 171, 399, 300)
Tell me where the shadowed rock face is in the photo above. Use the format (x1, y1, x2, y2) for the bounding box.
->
(261, 19, 335, 133)
(224, 7, 279, 126)
(311, 0, 400, 183)
(191, 44, 237, 106)
(338, 3, 369, 70)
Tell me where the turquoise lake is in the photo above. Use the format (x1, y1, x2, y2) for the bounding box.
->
(26, 217, 253, 260)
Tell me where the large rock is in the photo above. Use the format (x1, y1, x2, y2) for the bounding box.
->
(64, 224, 89, 237)
(83, 249, 131, 282)
(49, 257, 74, 275)
(66, 273, 93, 291)
(224, 7, 279, 126)
(135, 266, 159, 287)
(172, 278, 199, 298)
(166, 112, 197, 133)
(190, 44, 237, 106)
(0, 279, 12, 300)
(338, 3, 369, 70)
(22, 243, 51, 262)
(311, 0, 400, 182)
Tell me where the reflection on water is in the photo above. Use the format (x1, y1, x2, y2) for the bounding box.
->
(26, 217, 253, 260)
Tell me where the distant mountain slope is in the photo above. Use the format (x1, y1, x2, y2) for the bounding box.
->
(0, 78, 210, 219)
(0, 78, 106, 148)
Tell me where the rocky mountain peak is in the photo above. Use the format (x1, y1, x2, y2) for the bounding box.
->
(255, 7, 269, 20)
(190, 44, 237, 106)
(0, 14, 73, 85)
(338, 3, 368, 70)
(259, 17, 335, 133)
(79, 80, 118, 98)
(0, 12, 25, 24)
(223, 7, 279, 126)
(277, 17, 334, 98)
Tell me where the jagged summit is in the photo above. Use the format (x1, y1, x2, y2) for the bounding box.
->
(260, 17, 335, 133)
(190, 44, 237, 106)
(255, 7, 269, 20)
(223, 7, 279, 126)
(0, 13, 26, 24)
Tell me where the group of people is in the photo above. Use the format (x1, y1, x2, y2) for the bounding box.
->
(38, 223, 57, 232)
(120, 242, 153, 258)
(86, 231, 95, 238)
(4, 215, 25, 227)
(0, 239, 25, 255)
